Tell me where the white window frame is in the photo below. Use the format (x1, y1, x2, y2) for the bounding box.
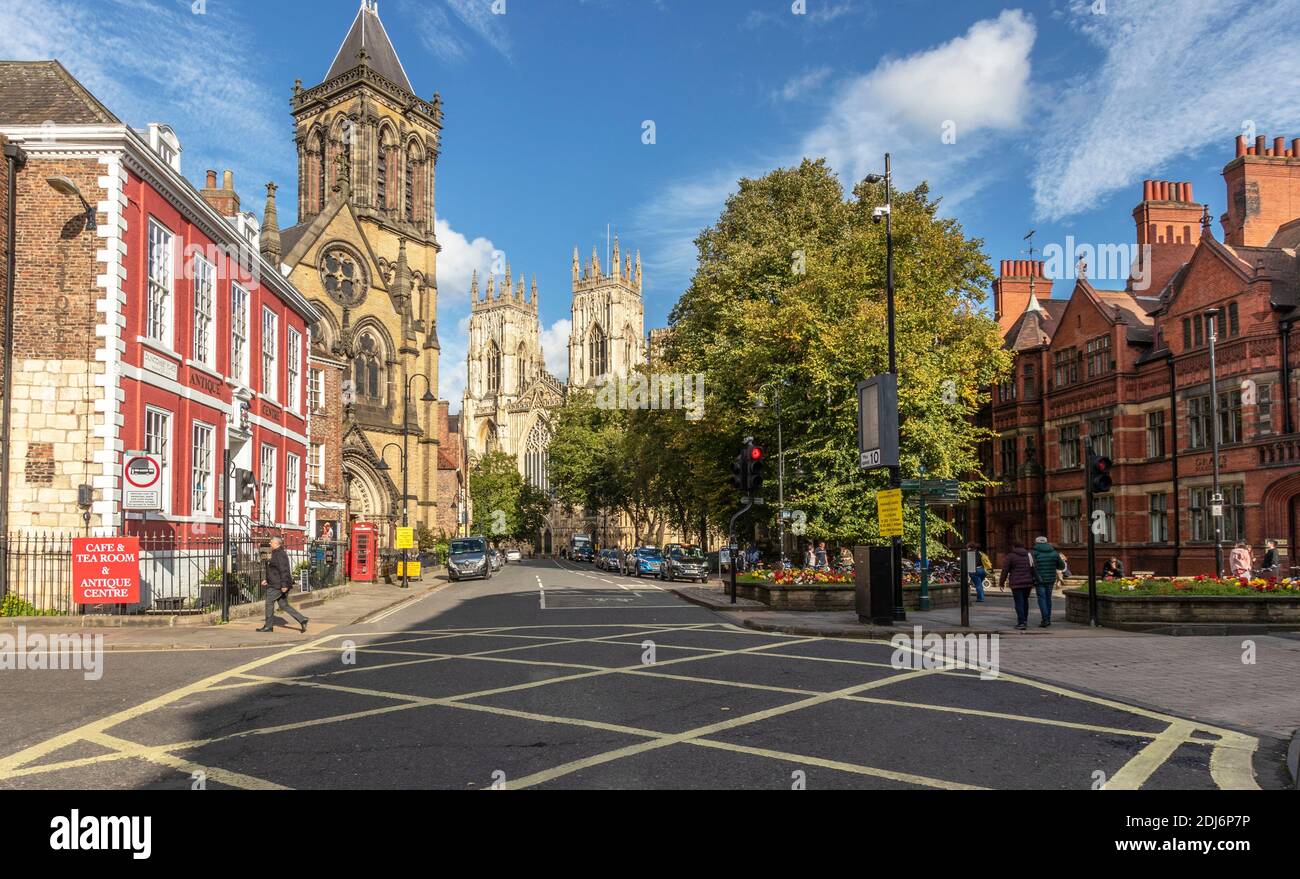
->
(285, 452, 300, 525)
(191, 421, 214, 516)
(192, 254, 215, 366)
(286, 327, 302, 412)
(144, 406, 173, 515)
(261, 306, 278, 400)
(259, 443, 277, 523)
(308, 368, 325, 412)
(147, 219, 174, 345)
(231, 283, 249, 384)
(309, 442, 326, 486)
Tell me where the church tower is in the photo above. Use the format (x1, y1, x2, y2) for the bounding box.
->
(568, 237, 645, 387)
(278, 0, 445, 542)
(462, 266, 549, 461)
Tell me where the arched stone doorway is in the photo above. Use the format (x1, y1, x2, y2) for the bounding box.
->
(343, 453, 398, 547)
(1261, 471, 1300, 575)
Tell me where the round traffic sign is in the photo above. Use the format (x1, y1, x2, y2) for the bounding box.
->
(125, 455, 161, 488)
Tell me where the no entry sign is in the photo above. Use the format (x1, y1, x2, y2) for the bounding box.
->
(72, 537, 140, 604)
(123, 451, 162, 511)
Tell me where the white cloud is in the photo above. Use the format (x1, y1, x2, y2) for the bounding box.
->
(635, 10, 1036, 297)
(772, 67, 832, 103)
(1032, 0, 1300, 220)
(802, 9, 1035, 186)
(539, 319, 571, 382)
(402, 0, 513, 65)
(434, 218, 499, 411)
(0, 0, 291, 209)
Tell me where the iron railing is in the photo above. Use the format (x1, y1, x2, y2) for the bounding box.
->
(0, 532, 347, 616)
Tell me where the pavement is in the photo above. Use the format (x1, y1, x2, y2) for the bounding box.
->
(0, 559, 1290, 790)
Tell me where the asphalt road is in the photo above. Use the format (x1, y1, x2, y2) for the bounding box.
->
(0, 559, 1273, 790)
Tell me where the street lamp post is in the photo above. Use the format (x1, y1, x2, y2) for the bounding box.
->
(866, 153, 904, 621)
(1206, 308, 1225, 576)
(399, 373, 435, 589)
(375, 442, 405, 585)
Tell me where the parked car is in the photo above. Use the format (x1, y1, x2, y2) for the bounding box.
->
(505, 548, 522, 563)
(631, 547, 664, 578)
(489, 548, 503, 571)
(598, 548, 619, 571)
(660, 544, 708, 583)
(448, 536, 491, 582)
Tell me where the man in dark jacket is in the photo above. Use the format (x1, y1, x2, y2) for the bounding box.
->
(1030, 536, 1064, 628)
(257, 536, 308, 633)
(998, 542, 1037, 630)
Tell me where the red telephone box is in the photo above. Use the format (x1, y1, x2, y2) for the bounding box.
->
(350, 523, 377, 582)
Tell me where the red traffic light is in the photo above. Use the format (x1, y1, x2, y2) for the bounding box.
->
(1095, 456, 1111, 472)
(750, 446, 763, 461)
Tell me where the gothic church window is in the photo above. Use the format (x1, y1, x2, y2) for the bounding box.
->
(353, 331, 384, 404)
(525, 421, 550, 493)
(486, 342, 501, 394)
(589, 324, 608, 379)
(321, 247, 366, 306)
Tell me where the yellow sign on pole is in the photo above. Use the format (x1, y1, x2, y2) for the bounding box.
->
(395, 527, 415, 550)
(396, 560, 421, 578)
(877, 489, 904, 537)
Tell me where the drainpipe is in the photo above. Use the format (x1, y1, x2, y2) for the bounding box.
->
(1167, 354, 1182, 574)
(1, 142, 27, 597)
(1280, 319, 1293, 435)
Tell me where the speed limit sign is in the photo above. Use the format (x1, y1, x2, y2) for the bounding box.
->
(123, 451, 163, 510)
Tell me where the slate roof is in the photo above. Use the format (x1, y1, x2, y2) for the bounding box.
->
(325, 4, 414, 94)
(0, 60, 118, 125)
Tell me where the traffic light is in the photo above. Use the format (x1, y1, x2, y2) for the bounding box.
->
(730, 453, 746, 491)
(1087, 450, 1113, 494)
(235, 468, 257, 502)
(747, 443, 765, 492)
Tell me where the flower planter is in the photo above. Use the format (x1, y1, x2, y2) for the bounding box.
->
(733, 579, 959, 611)
(1064, 588, 1300, 629)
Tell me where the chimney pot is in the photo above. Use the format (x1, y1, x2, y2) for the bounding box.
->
(1256, 135, 1267, 155)
(206, 170, 217, 188)
(1143, 180, 1154, 200)
(1292, 138, 1300, 157)
(1184, 182, 1194, 202)
(1158, 181, 1169, 200)
(222, 169, 233, 190)
(1276, 137, 1287, 157)
(1236, 135, 1247, 157)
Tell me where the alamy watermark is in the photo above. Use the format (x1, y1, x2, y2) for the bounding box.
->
(0, 626, 104, 680)
(890, 626, 1000, 679)
(1039, 237, 1154, 291)
(594, 372, 705, 421)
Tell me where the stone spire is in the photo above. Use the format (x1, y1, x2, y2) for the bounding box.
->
(591, 245, 601, 279)
(613, 235, 621, 279)
(531, 275, 538, 310)
(260, 182, 281, 264)
(572, 246, 580, 284)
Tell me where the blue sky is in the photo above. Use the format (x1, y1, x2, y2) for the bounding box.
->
(4, 0, 1299, 410)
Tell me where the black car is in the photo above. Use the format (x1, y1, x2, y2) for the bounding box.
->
(660, 544, 708, 583)
(448, 536, 491, 581)
(571, 543, 595, 563)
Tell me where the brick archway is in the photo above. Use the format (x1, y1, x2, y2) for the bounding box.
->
(1261, 471, 1300, 572)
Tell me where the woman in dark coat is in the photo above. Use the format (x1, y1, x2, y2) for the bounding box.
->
(998, 542, 1037, 630)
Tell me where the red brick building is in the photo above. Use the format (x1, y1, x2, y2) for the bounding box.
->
(975, 134, 1300, 576)
(0, 61, 318, 539)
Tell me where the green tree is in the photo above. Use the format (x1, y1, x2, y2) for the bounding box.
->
(470, 451, 524, 541)
(663, 158, 1011, 553)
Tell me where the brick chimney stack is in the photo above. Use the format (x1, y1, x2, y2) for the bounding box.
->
(200, 168, 240, 217)
(1130, 179, 1201, 294)
(992, 260, 1052, 334)
(1222, 132, 1300, 247)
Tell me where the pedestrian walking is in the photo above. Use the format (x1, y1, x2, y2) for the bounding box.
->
(966, 542, 987, 602)
(1229, 541, 1253, 585)
(1030, 536, 1064, 628)
(815, 541, 828, 571)
(1261, 539, 1281, 581)
(804, 544, 816, 569)
(998, 542, 1037, 630)
(257, 536, 308, 633)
